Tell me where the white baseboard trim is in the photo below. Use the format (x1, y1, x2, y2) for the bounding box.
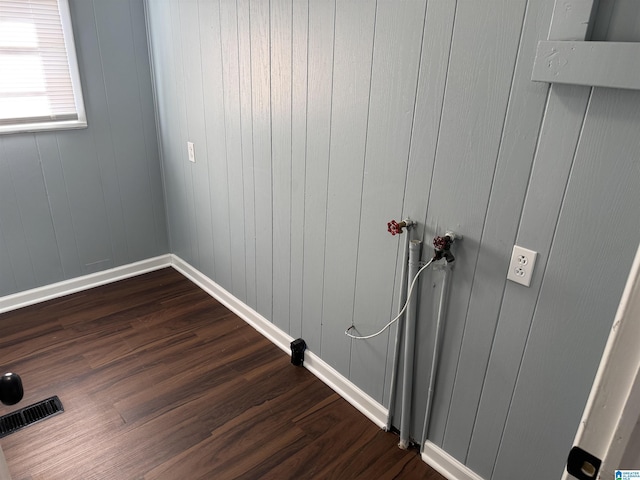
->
(302, 350, 388, 429)
(170, 254, 389, 429)
(422, 441, 486, 480)
(0, 254, 172, 315)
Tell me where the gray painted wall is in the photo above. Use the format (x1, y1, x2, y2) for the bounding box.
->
(143, 1, 640, 479)
(0, 0, 168, 297)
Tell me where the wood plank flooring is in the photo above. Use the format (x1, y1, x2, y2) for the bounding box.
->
(0, 268, 444, 480)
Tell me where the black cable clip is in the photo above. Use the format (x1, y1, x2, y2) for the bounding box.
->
(290, 338, 307, 366)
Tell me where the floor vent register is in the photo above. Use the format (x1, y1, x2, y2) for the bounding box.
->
(0, 396, 64, 438)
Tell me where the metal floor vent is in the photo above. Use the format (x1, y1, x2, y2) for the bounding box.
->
(0, 396, 64, 438)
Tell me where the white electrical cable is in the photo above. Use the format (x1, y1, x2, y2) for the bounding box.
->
(345, 257, 435, 340)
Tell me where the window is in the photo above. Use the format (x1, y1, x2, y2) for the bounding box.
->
(0, 0, 86, 134)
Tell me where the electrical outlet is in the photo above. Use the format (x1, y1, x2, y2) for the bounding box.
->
(187, 141, 195, 163)
(507, 245, 537, 287)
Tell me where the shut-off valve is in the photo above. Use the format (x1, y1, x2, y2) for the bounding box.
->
(387, 219, 415, 236)
(387, 219, 459, 263)
(433, 232, 459, 264)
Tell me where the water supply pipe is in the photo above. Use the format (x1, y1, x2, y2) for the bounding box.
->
(385, 219, 414, 431)
(399, 239, 422, 449)
(420, 232, 459, 451)
(346, 226, 457, 448)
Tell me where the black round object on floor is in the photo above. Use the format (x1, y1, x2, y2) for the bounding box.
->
(0, 372, 24, 406)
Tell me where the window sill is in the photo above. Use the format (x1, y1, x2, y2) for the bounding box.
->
(0, 119, 88, 136)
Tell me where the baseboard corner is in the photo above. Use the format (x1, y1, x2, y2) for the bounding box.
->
(169, 254, 389, 430)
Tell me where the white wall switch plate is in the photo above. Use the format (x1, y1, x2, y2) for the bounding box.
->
(187, 141, 195, 163)
(507, 245, 537, 287)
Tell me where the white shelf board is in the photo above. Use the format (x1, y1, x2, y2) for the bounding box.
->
(532, 41, 640, 91)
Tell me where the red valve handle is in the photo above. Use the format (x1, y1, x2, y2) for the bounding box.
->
(387, 220, 406, 236)
(433, 235, 452, 251)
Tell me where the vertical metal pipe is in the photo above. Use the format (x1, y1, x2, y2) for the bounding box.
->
(399, 239, 422, 448)
(420, 263, 453, 451)
(385, 231, 411, 431)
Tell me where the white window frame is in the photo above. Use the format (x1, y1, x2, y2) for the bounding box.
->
(0, 0, 87, 135)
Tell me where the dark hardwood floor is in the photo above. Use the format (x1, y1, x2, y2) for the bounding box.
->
(0, 268, 444, 480)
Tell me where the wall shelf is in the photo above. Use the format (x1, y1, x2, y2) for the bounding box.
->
(532, 40, 640, 90)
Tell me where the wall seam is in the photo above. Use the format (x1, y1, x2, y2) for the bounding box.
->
(347, 0, 378, 380)
(317, 0, 337, 358)
(34, 137, 65, 278)
(420, 0, 457, 242)
(219, 0, 234, 289)
(440, 0, 530, 459)
(90, 0, 124, 265)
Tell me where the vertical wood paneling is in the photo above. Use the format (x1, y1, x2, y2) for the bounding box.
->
(144, 1, 169, 242)
(349, 0, 426, 400)
(420, 0, 528, 448)
(37, 134, 83, 279)
(1, 136, 63, 286)
(172, 0, 199, 267)
(129, 0, 168, 255)
(180, 0, 215, 277)
(443, 0, 554, 462)
(199, 0, 232, 287)
(300, 0, 335, 351)
(288, 0, 309, 340)
(148, 0, 188, 262)
(94, 0, 158, 261)
(270, 0, 293, 332)
(0, 143, 18, 291)
(591, 0, 616, 40)
(220, 0, 248, 302)
(56, 129, 114, 272)
(400, 0, 456, 223)
(237, 0, 257, 309)
(0, 217, 17, 295)
(0, 138, 37, 290)
(250, 0, 274, 319)
(603, 0, 640, 40)
(157, 0, 185, 261)
(166, 0, 192, 266)
(320, 0, 376, 374)
(70, 0, 128, 268)
(466, 86, 592, 480)
(468, 2, 597, 473)
(493, 87, 640, 480)
(145, 2, 640, 479)
(386, 0, 456, 415)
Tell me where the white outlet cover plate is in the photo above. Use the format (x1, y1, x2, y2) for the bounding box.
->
(507, 245, 537, 287)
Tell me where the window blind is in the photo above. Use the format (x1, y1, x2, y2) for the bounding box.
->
(0, 0, 86, 133)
